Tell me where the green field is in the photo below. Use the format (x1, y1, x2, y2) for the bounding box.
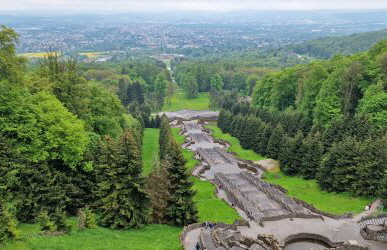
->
(77, 51, 108, 59)
(171, 127, 241, 223)
(192, 178, 241, 223)
(142, 128, 160, 176)
(18, 52, 60, 59)
(206, 125, 266, 161)
(171, 128, 198, 170)
(162, 89, 210, 111)
(3, 219, 181, 250)
(263, 172, 373, 215)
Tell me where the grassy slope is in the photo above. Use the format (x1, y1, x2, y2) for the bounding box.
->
(206, 125, 266, 161)
(264, 172, 372, 214)
(142, 128, 160, 176)
(3, 219, 181, 250)
(171, 127, 241, 223)
(207, 125, 372, 215)
(162, 89, 210, 111)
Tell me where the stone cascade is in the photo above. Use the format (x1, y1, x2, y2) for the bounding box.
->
(214, 172, 319, 225)
(197, 147, 237, 166)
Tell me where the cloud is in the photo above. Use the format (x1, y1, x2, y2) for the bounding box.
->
(2, 0, 387, 12)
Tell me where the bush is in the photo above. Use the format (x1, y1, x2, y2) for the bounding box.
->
(0, 202, 17, 244)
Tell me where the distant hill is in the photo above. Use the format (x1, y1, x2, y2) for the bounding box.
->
(291, 28, 387, 59)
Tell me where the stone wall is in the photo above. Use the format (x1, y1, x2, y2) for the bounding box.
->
(360, 225, 387, 243)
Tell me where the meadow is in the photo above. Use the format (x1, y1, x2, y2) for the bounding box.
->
(162, 89, 210, 111)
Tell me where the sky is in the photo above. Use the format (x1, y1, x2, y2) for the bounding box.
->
(2, 0, 387, 13)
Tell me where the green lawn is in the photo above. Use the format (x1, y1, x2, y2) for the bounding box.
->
(3, 219, 181, 250)
(171, 128, 198, 171)
(142, 128, 160, 176)
(264, 172, 373, 215)
(206, 125, 266, 161)
(192, 178, 241, 223)
(171, 127, 241, 223)
(162, 89, 210, 111)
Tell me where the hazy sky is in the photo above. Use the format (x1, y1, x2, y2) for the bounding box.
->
(2, 0, 387, 12)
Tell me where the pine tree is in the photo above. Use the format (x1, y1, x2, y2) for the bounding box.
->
(84, 206, 97, 229)
(17, 162, 67, 222)
(317, 136, 360, 192)
(266, 124, 285, 159)
(37, 210, 56, 232)
(159, 115, 172, 160)
(0, 202, 17, 243)
(164, 140, 198, 226)
(351, 136, 387, 196)
(278, 136, 294, 171)
(299, 132, 323, 179)
(51, 207, 70, 232)
(258, 124, 272, 156)
(98, 132, 150, 229)
(147, 160, 171, 224)
(158, 119, 198, 226)
(282, 132, 304, 176)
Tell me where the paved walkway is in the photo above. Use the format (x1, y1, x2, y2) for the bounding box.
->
(179, 120, 387, 250)
(353, 199, 382, 221)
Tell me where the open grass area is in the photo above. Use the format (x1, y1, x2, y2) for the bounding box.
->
(264, 172, 373, 215)
(18, 52, 60, 59)
(142, 128, 159, 176)
(171, 127, 241, 223)
(77, 51, 108, 59)
(171, 127, 198, 170)
(3, 218, 181, 250)
(206, 125, 266, 161)
(192, 178, 241, 223)
(162, 89, 210, 111)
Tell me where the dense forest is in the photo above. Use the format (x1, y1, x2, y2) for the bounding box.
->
(218, 38, 387, 208)
(291, 27, 387, 59)
(0, 26, 194, 244)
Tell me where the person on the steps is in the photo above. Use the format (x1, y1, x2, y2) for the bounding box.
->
(195, 242, 200, 250)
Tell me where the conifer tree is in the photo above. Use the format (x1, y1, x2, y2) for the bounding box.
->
(164, 140, 198, 226)
(351, 136, 387, 196)
(147, 160, 171, 224)
(282, 132, 304, 176)
(17, 162, 67, 222)
(278, 135, 294, 171)
(299, 132, 323, 179)
(258, 124, 272, 156)
(266, 124, 285, 159)
(98, 132, 150, 229)
(159, 115, 172, 160)
(317, 136, 360, 192)
(84, 206, 97, 229)
(158, 120, 197, 226)
(0, 202, 17, 243)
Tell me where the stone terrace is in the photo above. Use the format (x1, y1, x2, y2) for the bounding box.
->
(214, 172, 314, 225)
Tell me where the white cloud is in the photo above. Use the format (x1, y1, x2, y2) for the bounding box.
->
(2, 0, 387, 12)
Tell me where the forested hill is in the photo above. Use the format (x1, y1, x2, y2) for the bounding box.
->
(291, 27, 387, 59)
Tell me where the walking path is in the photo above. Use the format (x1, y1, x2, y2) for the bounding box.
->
(177, 120, 387, 250)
